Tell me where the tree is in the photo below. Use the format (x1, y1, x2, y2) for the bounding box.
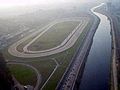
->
(0, 53, 14, 90)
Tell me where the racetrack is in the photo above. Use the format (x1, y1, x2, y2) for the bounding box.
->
(8, 17, 89, 58)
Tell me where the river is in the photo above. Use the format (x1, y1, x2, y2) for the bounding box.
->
(79, 3, 111, 90)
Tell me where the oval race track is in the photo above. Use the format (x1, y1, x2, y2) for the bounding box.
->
(8, 17, 89, 58)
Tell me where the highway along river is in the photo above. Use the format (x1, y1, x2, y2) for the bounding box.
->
(79, 3, 111, 90)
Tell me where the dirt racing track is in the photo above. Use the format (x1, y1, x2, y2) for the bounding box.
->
(8, 17, 90, 58)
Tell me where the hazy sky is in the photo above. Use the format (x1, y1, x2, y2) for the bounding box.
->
(0, 0, 106, 18)
(0, 0, 101, 7)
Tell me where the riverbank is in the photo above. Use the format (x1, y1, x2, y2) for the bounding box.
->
(79, 3, 112, 90)
(56, 4, 100, 90)
(93, 4, 118, 90)
(74, 5, 101, 90)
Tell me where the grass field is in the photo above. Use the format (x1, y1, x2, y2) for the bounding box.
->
(10, 21, 80, 53)
(16, 27, 47, 53)
(8, 64, 37, 86)
(28, 21, 80, 51)
(2, 16, 94, 90)
(42, 19, 94, 90)
(26, 60, 56, 87)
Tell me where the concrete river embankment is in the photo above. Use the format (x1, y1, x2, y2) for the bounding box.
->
(79, 3, 112, 90)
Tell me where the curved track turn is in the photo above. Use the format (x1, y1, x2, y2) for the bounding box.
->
(8, 17, 89, 58)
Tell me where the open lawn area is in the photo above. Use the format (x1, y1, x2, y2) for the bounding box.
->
(8, 64, 37, 86)
(2, 16, 94, 90)
(28, 21, 80, 51)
